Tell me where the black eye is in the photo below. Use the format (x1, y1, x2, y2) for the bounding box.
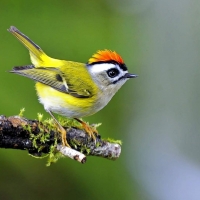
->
(107, 68, 119, 78)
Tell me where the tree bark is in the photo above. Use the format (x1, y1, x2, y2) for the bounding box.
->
(0, 115, 121, 164)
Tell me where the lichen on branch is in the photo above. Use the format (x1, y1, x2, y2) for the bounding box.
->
(0, 114, 121, 165)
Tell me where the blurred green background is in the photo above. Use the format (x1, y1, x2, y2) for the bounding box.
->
(1, 0, 200, 200)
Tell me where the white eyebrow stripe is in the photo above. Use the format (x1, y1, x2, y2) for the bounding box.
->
(88, 63, 116, 73)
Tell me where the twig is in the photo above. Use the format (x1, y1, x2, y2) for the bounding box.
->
(57, 145, 86, 163)
(0, 115, 121, 164)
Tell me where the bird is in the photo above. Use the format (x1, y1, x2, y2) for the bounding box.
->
(8, 26, 138, 147)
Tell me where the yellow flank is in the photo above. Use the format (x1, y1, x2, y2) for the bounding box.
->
(36, 82, 97, 115)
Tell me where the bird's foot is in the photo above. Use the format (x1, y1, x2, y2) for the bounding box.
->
(59, 126, 71, 147)
(74, 118, 98, 144)
(47, 110, 71, 147)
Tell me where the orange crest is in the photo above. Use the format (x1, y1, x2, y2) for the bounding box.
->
(88, 49, 124, 65)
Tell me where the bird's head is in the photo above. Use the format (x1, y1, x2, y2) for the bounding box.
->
(87, 49, 137, 93)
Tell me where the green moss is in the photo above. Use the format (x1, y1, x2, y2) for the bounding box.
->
(57, 116, 81, 128)
(27, 113, 91, 166)
(18, 108, 25, 117)
(105, 138, 122, 146)
(46, 138, 64, 166)
(17, 109, 120, 165)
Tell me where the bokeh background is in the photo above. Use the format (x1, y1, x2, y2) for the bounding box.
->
(1, 0, 200, 199)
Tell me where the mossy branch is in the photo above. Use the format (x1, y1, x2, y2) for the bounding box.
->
(0, 115, 121, 165)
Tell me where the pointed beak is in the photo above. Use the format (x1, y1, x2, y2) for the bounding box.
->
(124, 73, 138, 79)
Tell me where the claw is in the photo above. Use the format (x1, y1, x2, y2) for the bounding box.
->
(74, 118, 98, 143)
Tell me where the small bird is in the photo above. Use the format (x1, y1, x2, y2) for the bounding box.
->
(8, 26, 137, 147)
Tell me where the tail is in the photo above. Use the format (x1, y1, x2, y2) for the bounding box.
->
(8, 26, 49, 67)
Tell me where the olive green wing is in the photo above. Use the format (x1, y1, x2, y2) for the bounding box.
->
(59, 66, 94, 98)
(10, 65, 92, 98)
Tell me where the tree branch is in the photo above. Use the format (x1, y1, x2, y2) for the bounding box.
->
(0, 115, 121, 164)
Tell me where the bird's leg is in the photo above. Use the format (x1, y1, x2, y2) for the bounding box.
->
(74, 118, 98, 143)
(47, 111, 70, 147)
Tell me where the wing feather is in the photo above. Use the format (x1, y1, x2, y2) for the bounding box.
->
(10, 65, 93, 98)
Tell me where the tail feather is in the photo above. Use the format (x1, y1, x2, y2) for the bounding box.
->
(8, 26, 48, 65)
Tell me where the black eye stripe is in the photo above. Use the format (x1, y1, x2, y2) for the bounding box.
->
(112, 76, 126, 84)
